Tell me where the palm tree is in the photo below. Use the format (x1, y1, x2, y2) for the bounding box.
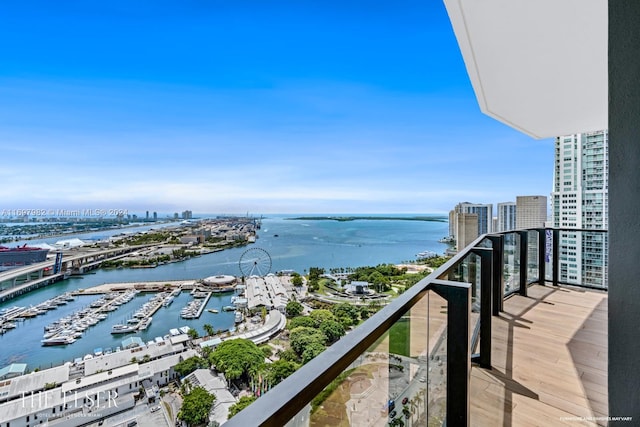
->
(180, 378, 191, 396)
(203, 324, 214, 337)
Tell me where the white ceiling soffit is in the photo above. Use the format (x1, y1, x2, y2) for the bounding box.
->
(443, 0, 607, 139)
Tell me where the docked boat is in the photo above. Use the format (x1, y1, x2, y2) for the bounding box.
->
(222, 305, 235, 312)
(111, 324, 136, 334)
(41, 335, 76, 346)
(0, 306, 25, 318)
(90, 299, 105, 308)
(138, 317, 152, 331)
(234, 311, 243, 324)
(416, 250, 437, 259)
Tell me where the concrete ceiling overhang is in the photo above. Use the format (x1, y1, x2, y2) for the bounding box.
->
(443, 0, 607, 139)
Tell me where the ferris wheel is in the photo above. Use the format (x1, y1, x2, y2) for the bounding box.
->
(239, 248, 272, 277)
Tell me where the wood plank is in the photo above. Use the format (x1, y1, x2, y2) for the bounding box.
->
(469, 284, 607, 426)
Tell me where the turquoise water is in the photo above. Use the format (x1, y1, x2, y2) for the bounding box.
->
(0, 214, 449, 369)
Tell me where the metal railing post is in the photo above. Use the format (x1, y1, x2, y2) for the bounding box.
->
(471, 247, 492, 369)
(552, 229, 560, 286)
(487, 235, 504, 314)
(431, 280, 471, 427)
(518, 231, 528, 296)
(537, 228, 546, 285)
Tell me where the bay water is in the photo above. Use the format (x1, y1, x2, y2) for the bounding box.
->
(0, 214, 449, 369)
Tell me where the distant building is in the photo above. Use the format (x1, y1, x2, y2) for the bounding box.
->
(449, 202, 491, 252)
(153, 211, 158, 221)
(180, 235, 204, 244)
(497, 202, 517, 232)
(552, 130, 608, 287)
(0, 363, 26, 380)
(345, 280, 372, 295)
(182, 210, 193, 219)
(0, 345, 195, 427)
(454, 202, 493, 234)
(456, 213, 479, 251)
(516, 196, 547, 229)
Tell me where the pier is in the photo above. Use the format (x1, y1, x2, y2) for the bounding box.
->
(180, 291, 212, 319)
(194, 292, 212, 318)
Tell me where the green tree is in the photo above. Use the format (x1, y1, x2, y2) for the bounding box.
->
(307, 278, 319, 293)
(228, 395, 257, 419)
(209, 339, 265, 381)
(203, 324, 215, 337)
(278, 348, 300, 363)
(174, 356, 208, 377)
(330, 303, 360, 324)
(308, 267, 325, 281)
(309, 309, 336, 327)
(319, 320, 345, 344)
(287, 316, 316, 330)
(187, 328, 199, 339)
(265, 359, 300, 385)
(289, 327, 327, 356)
(178, 386, 216, 426)
(259, 344, 273, 358)
(291, 274, 303, 288)
(301, 341, 327, 364)
(285, 301, 304, 318)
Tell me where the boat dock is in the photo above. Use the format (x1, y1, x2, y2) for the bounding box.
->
(180, 291, 212, 319)
(194, 292, 212, 318)
(41, 290, 138, 346)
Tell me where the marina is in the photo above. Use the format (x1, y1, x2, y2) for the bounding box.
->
(0, 215, 449, 369)
(41, 290, 139, 345)
(180, 291, 212, 319)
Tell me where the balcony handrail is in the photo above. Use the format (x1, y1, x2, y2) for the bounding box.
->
(223, 227, 607, 426)
(224, 270, 456, 425)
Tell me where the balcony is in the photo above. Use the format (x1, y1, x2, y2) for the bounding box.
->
(224, 228, 608, 426)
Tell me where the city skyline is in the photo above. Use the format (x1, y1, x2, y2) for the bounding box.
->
(0, 1, 553, 214)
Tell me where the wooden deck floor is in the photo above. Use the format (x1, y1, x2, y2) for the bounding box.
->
(470, 284, 608, 427)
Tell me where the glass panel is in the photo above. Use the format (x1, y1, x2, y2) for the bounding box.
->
(288, 291, 448, 427)
(557, 230, 581, 286)
(544, 229, 553, 282)
(476, 237, 492, 248)
(527, 230, 539, 284)
(581, 231, 608, 289)
(503, 233, 519, 294)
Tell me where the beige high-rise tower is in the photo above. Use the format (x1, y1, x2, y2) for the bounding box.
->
(516, 196, 547, 229)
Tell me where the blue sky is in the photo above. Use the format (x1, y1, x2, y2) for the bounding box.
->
(0, 1, 553, 215)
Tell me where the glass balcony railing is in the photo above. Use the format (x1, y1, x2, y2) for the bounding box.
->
(223, 228, 607, 427)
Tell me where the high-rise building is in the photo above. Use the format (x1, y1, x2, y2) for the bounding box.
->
(455, 213, 478, 251)
(449, 202, 492, 252)
(516, 196, 547, 229)
(454, 202, 493, 234)
(552, 130, 608, 286)
(497, 202, 517, 232)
